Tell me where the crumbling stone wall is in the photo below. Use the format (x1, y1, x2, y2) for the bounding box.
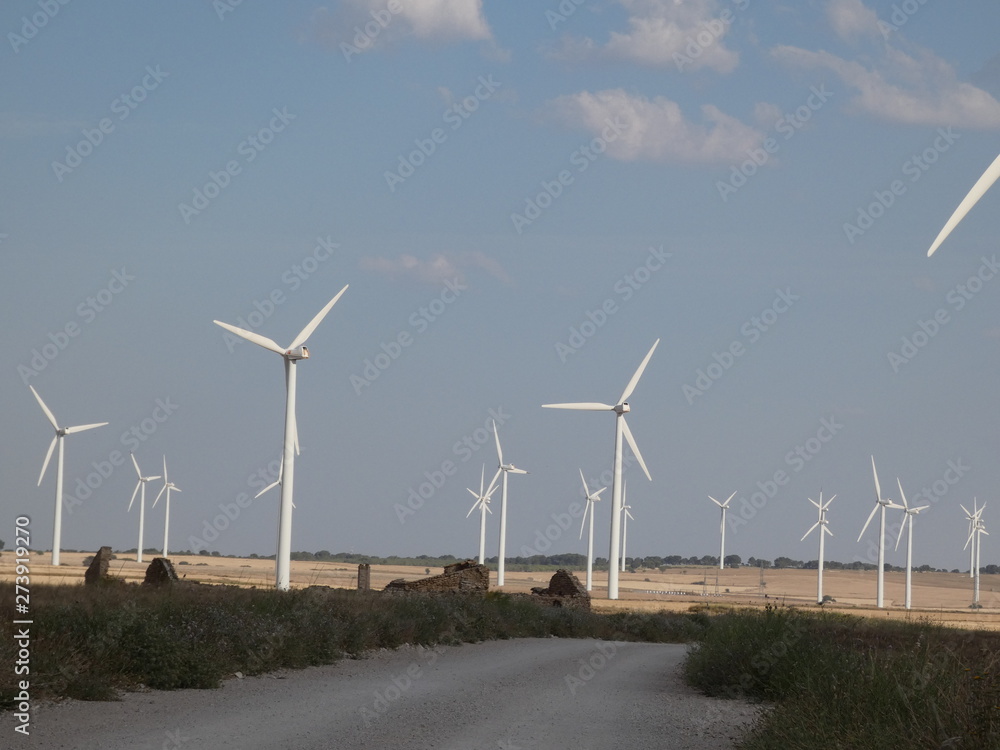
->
(85, 546, 114, 585)
(143, 557, 179, 587)
(530, 569, 591, 611)
(384, 560, 489, 593)
(358, 563, 371, 591)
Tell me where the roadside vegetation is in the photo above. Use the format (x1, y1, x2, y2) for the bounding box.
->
(0, 582, 706, 708)
(685, 605, 1000, 749)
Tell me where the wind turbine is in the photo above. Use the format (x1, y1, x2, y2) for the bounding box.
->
(708, 492, 737, 570)
(964, 502, 988, 606)
(543, 339, 659, 600)
(578, 470, 606, 592)
(927, 153, 1000, 257)
(961, 500, 984, 578)
(894, 479, 928, 611)
(153, 456, 181, 558)
(619, 484, 634, 573)
(29, 386, 108, 566)
(214, 285, 348, 590)
(492, 421, 527, 587)
(858, 456, 903, 608)
(801, 491, 835, 605)
(466, 465, 499, 565)
(128, 453, 162, 563)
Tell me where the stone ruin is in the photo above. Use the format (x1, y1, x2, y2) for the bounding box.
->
(357, 563, 371, 591)
(84, 546, 116, 585)
(143, 557, 180, 587)
(384, 559, 489, 593)
(529, 569, 591, 611)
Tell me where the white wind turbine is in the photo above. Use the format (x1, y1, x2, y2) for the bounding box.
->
(893, 479, 929, 611)
(29, 386, 108, 566)
(964, 502, 988, 606)
(960, 500, 984, 578)
(619, 484, 634, 573)
(801, 491, 835, 605)
(543, 339, 659, 600)
(578, 470, 606, 592)
(128, 453, 162, 563)
(708, 492, 737, 570)
(858, 456, 903, 608)
(466, 465, 499, 565)
(492, 421, 527, 587)
(927, 153, 1000, 257)
(214, 285, 348, 591)
(153, 456, 182, 558)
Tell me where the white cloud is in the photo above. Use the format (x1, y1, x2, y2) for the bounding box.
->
(360, 251, 509, 284)
(826, 0, 880, 41)
(550, 0, 739, 72)
(549, 89, 765, 164)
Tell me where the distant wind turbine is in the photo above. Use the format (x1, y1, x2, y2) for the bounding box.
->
(492, 421, 527, 587)
(893, 479, 928, 611)
(214, 285, 348, 590)
(543, 339, 659, 600)
(153, 456, 181, 558)
(708, 492, 737, 570)
(961, 500, 984, 578)
(801, 491, 835, 605)
(964, 501, 988, 606)
(466, 465, 499, 565)
(128, 453, 162, 563)
(578, 470, 606, 592)
(619, 484, 634, 573)
(29, 386, 108, 566)
(927, 153, 1000, 257)
(858, 456, 903, 608)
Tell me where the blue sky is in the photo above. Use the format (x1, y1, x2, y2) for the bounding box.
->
(3, 0, 1000, 577)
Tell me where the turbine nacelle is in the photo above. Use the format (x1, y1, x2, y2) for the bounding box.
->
(285, 346, 309, 360)
(615, 402, 630, 414)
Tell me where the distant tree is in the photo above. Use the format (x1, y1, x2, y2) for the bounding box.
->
(724, 554, 741, 567)
(0, 538, 5, 551)
(199, 549, 210, 556)
(773, 557, 802, 569)
(665, 555, 683, 565)
(210, 550, 221, 557)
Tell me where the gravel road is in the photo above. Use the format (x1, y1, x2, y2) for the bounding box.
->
(23, 639, 760, 750)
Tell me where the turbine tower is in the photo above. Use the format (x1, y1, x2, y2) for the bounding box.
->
(128, 453, 162, 563)
(29, 386, 108, 566)
(858, 456, 903, 608)
(964, 502, 988, 606)
(801, 491, 835, 605)
(927, 153, 1000, 257)
(492, 421, 527, 587)
(153, 456, 182, 558)
(466, 465, 499, 565)
(619, 487, 634, 574)
(894, 479, 928, 611)
(543, 339, 659, 600)
(214, 285, 348, 591)
(578, 470, 606, 592)
(708, 492, 737, 570)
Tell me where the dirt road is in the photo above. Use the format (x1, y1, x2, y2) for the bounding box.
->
(23, 639, 759, 750)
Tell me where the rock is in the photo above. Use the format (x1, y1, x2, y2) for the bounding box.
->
(143, 557, 179, 587)
(84, 546, 114, 585)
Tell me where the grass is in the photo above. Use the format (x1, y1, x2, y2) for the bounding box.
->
(0, 582, 706, 708)
(684, 604, 1000, 749)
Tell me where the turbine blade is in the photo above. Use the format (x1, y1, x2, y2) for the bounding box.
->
(894, 515, 908, 551)
(927, 153, 1000, 257)
(162, 455, 169, 484)
(579, 468, 590, 499)
(621, 418, 651, 481)
(914, 505, 930, 512)
(288, 285, 349, 350)
(487, 468, 502, 497)
(213, 320, 284, 354)
(129, 481, 142, 511)
(858, 502, 879, 542)
(542, 402, 614, 411)
(29, 386, 59, 429)
(480, 465, 486, 496)
(625, 508, 634, 521)
(824, 494, 836, 509)
(467, 497, 481, 518)
(254, 480, 279, 500)
(131, 452, 142, 480)
(724, 491, 736, 507)
(708, 495, 723, 508)
(63, 422, 108, 434)
(38, 436, 57, 486)
(508, 467, 528, 475)
(467, 488, 480, 499)
(823, 526, 834, 537)
(896, 478, 909, 510)
(965, 527, 976, 550)
(801, 521, 819, 542)
(871, 455, 882, 503)
(579, 501, 590, 540)
(593, 487, 607, 499)
(493, 420, 503, 466)
(619, 339, 660, 405)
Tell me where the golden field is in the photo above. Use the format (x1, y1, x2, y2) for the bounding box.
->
(5, 550, 1000, 630)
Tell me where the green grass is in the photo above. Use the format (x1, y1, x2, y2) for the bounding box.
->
(684, 605, 1000, 749)
(0, 583, 704, 707)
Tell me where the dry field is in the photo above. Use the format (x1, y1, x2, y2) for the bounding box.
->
(5, 550, 1000, 630)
